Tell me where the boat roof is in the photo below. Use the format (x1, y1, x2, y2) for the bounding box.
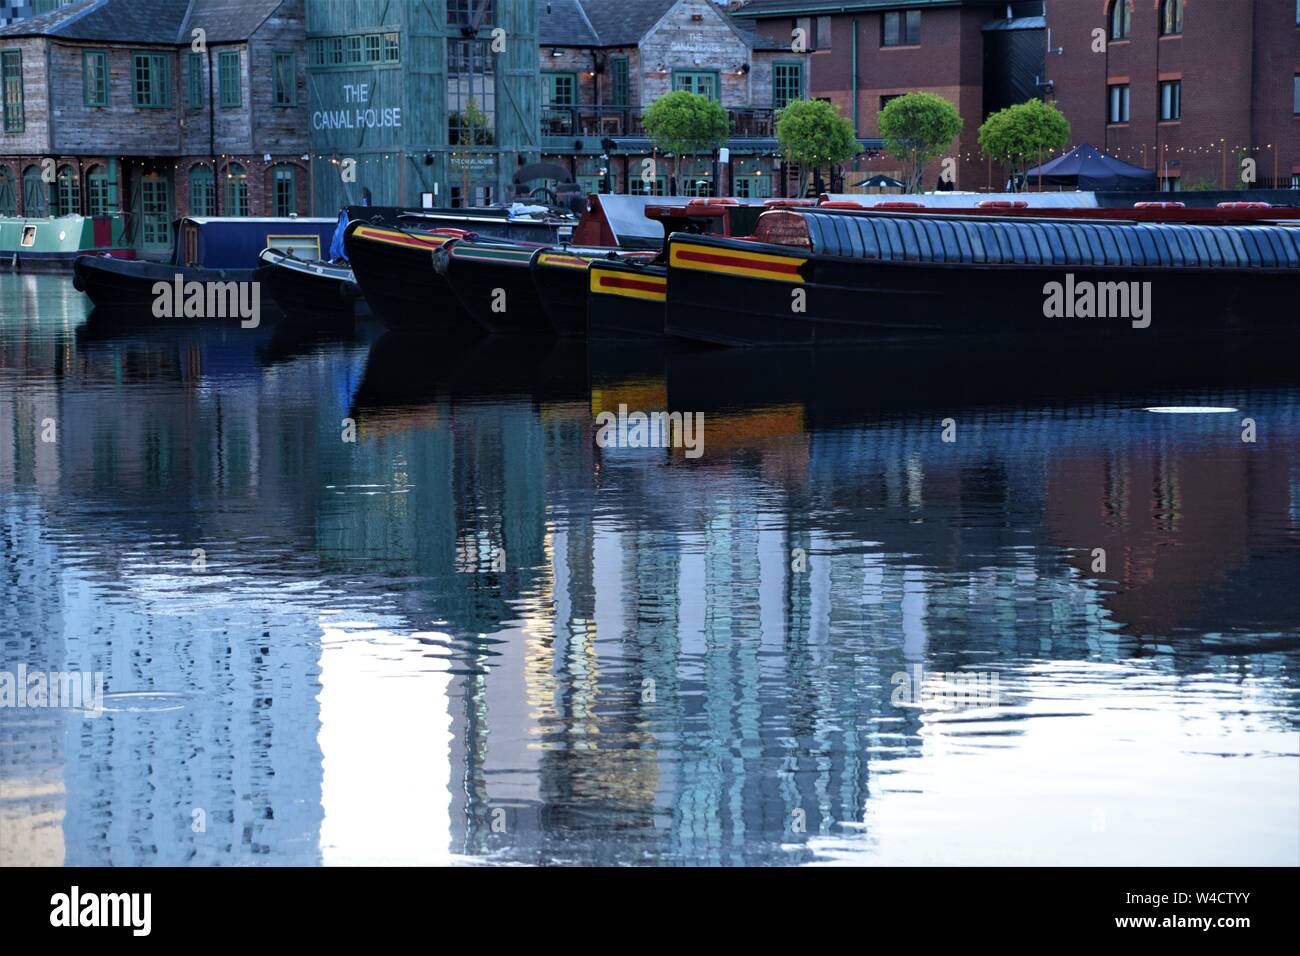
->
(183, 217, 336, 225)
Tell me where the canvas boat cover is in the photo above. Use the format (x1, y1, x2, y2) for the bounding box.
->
(800, 213, 1300, 271)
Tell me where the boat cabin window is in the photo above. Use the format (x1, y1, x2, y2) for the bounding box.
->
(20, 224, 37, 247)
(266, 234, 321, 259)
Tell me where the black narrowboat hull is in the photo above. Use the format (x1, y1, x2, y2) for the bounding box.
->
(587, 259, 667, 339)
(530, 250, 593, 336)
(665, 222, 1300, 347)
(253, 250, 358, 319)
(439, 242, 552, 335)
(343, 223, 479, 333)
(73, 256, 257, 316)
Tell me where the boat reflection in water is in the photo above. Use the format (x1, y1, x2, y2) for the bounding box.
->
(1, 277, 1297, 866)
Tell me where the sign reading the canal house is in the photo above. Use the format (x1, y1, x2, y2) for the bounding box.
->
(311, 83, 402, 131)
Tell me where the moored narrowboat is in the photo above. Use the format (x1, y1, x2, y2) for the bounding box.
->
(1, 214, 132, 272)
(665, 207, 1300, 347)
(253, 248, 359, 319)
(343, 222, 479, 332)
(435, 239, 552, 335)
(587, 257, 668, 339)
(530, 248, 655, 336)
(73, 216, 338, 314)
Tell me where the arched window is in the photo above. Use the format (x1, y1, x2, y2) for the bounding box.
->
(22, 164, 47, 217)
(271, 163, 297, 216)
(189, 164, 215, 217)
(1160, 0, 1183, 36)
(1108, 0, 1131, 40)
(86, 164, 111, 216)
(225, 162, 248, 216)
(0, 165, 15, 216)
(54, 164, 80, 216)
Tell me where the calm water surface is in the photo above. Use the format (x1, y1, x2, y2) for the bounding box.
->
(1, 273, 1297, 866)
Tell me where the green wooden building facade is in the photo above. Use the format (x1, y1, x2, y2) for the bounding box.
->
(306, 0, 540, 211)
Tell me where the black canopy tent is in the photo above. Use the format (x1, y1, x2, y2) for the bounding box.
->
(1023, 144, 1157, 191)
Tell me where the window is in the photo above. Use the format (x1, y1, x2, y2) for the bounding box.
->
(22, 165, 45, 216)
(447, 38, 495, 146)
(543, 72, 576, 106)
(882, 10, 921, 46)
(273, 51, 295, 106)
(54, 165, 79, 216)
(309, 33, 398, 68)
(733, 175, 770, 199)
(609, 55, 629, 106)
(1159, 80, 1181, 121)
(880, 93, 904, 111)
(0, 165, 15, 216)
(672, 70, 718, 100)
(140, 173, 171, 247)
(1108, 1, 1131, 40)
(629, 174, 665, 197)
(132, 52, 171, 108)
(272, 164, 296, 216)
(1160, 0, 1183, 36)
(816, 16, 832, 50)
(2, 49, 23, 131)
(86, 165, 110, 216)
(83, 50, 108, 107)
(1294, 74, 1300, 114)
(680, 172, 713, 197)
(448, 0, 494, 28)
(189, 165, 214, 217)
(218, 50, 241, 108)
(774, 62, 803, 109)
(1107, 83, 1130, 124)
(188, 52, 204, 108)
(225, 163, 248, 216)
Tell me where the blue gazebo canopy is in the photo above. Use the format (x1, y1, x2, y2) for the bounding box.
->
(1024, 144, 1157, 191)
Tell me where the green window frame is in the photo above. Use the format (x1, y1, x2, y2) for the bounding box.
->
(189, 165, 214, 217)
(0, 165, 15, 216)
(382, 33, 400, 63)
(543, 72, 576, 106)
(672, 70, 718, 101)
(188, 52, 204, 108)
(132, 52, 171, 108)
(609, 55, 629, 106)
(140, 173, 171, 248)
(629, 174, 666, 197)
(773, 61, 802, 109)
(86, 166, 111, 216)
(273, 164, 296, 216)
(83, 50, 109, 107)
(273, 51, 295, 107)
(22, 165, 46, 216)
(2, 49, 24, 132)
(54, 165, 80, 216)
(225, 163, 248, 216)
(218, 50, 241, 108)
(733, 175, 770, 199)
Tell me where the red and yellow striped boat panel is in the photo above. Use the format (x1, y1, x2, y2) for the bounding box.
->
(589, 267, 667, 303)
(350, 225, 452, 251)
(669, 241, 805, 283)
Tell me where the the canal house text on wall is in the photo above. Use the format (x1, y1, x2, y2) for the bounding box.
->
(312, 83, 402, 131)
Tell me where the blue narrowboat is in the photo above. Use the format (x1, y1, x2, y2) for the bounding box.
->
(73, 216, 338, 315)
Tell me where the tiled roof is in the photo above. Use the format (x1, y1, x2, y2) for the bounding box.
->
(540, 0, 600, 46)
(732, 0, 1004, 16)
(0, 0, 285, 43)
(579, 0, 678, 46)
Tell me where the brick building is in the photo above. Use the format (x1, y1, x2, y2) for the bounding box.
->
(0, 0, 310, 253)
(540, 0, 839, 197)
(735, 0, 1044, 191)
(1043, 0, 1300, 191)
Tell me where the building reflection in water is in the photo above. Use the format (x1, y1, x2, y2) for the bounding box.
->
(1, 279, 1297, 866)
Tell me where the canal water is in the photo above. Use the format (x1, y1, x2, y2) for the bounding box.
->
(1, 273, 1297, 866)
